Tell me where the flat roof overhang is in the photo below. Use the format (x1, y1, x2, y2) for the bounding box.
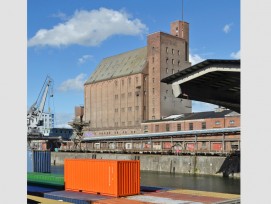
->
(161, 59, 240, 113)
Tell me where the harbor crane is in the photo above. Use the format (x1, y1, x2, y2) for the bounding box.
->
(27, 76, 54, 139)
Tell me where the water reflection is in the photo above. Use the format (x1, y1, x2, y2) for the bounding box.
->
(51, 165, 240, 194)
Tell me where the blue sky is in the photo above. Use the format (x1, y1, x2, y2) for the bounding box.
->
(27, 0, 240, 126)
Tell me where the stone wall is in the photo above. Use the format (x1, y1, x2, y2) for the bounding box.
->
(51, 152, 240, 178)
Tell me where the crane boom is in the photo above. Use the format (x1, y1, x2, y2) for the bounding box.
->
(27, 76, 53, 137)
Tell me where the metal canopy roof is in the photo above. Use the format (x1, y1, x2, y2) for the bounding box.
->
(161, 59, 240, 113)
(82, 127, 240, 142)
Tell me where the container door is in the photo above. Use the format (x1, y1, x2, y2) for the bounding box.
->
(212, 143, 222, 151)
(186, 143, 195, 151)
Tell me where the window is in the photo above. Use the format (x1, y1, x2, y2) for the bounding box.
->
(128, 107, 132, 111)
(144, 125, 148, 133)
(121, 108, 125, 112)
(135, 106, 139, 111)
(172, 69, 175, 74)
(166, 58, 168, 63)
(177, 123, 181, 131)
(166, 68, 168, 73)
(172, 49, 174, 54)
(128, 121, 132, 126)
(166, 124, 170, 131)
(166, 90, 168, 94)
(153, 78, 155, 83)
(152, 116, 155, 119)
(152, 57, 154, 63)
(189, 123, 193, 130)
(153, 88, 155, 94)
(136, 77, 138, 83)
(178, 50, 180, 55)
(153, 67, 155, 73)
(155, 125, 159, 132)
(115, 94, 118, 99)
(172, 59, 174, 64)
(202, 122, 206, 129)
(122, 122, 125, 126)
(122, 79, 124, 86)
(230, 120, 235, 125)
(178, 60, 180, 66)
(115, 108, 118, 113)
(166, 47, 168, 53)
(202, 141, 206, 148)
(128, 92, 132, 97)
(176, 27, 178, 31)
(215, 121, 221, 125)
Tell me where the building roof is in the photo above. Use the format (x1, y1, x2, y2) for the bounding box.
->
(83, 127, 240, 142)
(85, 47, 147, 85)
(143, 110, 237, 123)
(161, 59, 240, 113)
(161, 59, 240, 84)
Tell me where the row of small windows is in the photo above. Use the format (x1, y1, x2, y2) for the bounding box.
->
(166, 68, 176, 74)
(114, 77, 139, 86)
(166, 58, 181, 66)
(114, 92, 140, 99)
(166, 47, 181, 56)
(146, 120, 235, 132)
(115, 106, 140, 113)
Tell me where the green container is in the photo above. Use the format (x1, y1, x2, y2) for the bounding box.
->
(27, 172, 64, 188)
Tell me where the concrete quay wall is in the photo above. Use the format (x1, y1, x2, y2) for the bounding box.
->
(51, 152, 240, 178)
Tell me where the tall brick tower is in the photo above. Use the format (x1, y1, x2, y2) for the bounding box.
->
(146, 20, 192, 120)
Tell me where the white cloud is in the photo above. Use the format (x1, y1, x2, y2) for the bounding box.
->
(28, 8, 148, 47)
(230, 50, 240, 59)
(78, 55, 93, 64)
(189, 54, 205, 65)
(223, 23, 233, 33)
(192, 101, 218, 112)
(58, 73, 87, 92)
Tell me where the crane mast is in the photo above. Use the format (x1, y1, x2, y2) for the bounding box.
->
(27, 76, 53, 137)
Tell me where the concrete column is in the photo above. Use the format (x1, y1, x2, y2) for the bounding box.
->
(222, 133, 225, 153)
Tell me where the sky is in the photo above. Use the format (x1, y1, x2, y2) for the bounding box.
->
(27, 0, 240, 127)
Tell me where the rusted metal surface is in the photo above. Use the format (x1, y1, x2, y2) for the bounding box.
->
(169, 189, 240, 199)
(143, 191, 227, 203)
(93, 197, 152, 204)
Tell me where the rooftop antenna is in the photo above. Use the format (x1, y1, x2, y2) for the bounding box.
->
(182, 0, 184, 38)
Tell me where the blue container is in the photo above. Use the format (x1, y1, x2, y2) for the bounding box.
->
(27, 150, 34, 172)
(33, 150, 51, 173)
(27, 185, 60, 197)
(44, 191, 111, 204)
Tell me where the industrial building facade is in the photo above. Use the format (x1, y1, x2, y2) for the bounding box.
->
(84, 20, 192, 136)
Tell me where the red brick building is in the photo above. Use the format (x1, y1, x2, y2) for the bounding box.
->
(141, 109, 240, 133)
(84, 20, 192, 136)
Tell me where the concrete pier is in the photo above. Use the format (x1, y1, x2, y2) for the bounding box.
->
(51, 152, 240, 178)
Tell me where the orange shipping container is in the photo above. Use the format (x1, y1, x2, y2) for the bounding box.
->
(64, 159, 140, 197)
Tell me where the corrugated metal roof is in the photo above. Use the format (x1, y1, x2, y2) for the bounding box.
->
(82, 127, 240, 142)
(143, 110, 236, 123)
(85, 47, 147, 85)
(161, 59, 240, 84)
